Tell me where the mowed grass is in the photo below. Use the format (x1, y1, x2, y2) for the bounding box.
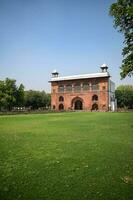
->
(0, 112, 133, 200)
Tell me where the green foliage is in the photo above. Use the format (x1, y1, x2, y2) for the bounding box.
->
(115, 85, 133, 108)
(16, 84, 25, 106)
(0, 78, 20, 111)
(24, 90, 51, 109)
(0, 78, 51, 111)
(45, 93, 51, 107)
(0, 112, 132, 200)
(109, 0, 133, 78)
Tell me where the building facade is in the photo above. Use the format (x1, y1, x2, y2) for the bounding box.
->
(50, 64, 115, 111)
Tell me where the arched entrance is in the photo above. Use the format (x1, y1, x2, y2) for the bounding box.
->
(74, 100, 83, 110)
(59, 104, 64, 110)
(72, 97, 83, 110)
(92, 103, 98, 111)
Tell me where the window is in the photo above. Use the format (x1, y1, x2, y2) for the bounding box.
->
(66, 85, 72, 92)
(92, 95, 98, 101)
(58, 85, 64, 93)
(83, 83, 89, 91)
(59, 96, 64, 102)
(103, 86, 106, 90)
(74, 84, 81, 92)
(92, 83, 99, 91)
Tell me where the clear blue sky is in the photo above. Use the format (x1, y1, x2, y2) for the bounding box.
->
(0, 0, 132, 92)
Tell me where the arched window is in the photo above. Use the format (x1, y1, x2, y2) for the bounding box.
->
(59, 104, 64, 110)
(92, 95, 98, 101)
(83, 83, 89, 91)
(66, 85, 72, 92)
(58, 85, 64, 93)
(59, 96, 64, 102)
(74, 84, 81, 92)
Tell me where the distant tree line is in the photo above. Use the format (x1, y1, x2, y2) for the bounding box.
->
(115, 85, 133, 109)
(0, 78, 51, 111)
(24, 90, 51, 110)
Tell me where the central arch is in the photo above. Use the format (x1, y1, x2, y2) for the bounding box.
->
(72, 97, 83, 110)
(74, 100, 83, 110)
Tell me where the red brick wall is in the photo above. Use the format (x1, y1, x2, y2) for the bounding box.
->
(51, 77, 109, 111)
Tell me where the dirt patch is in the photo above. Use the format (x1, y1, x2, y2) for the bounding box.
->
(122, 176, 133, 184)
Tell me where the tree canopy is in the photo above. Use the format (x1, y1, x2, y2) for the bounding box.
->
(0, 78, 51, 111)
(0, 78, 24, 111)
(24, 90, 51, 110)
(115, 85, 133, 108)
(109, 0, 133, 78)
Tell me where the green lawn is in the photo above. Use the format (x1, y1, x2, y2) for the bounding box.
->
(0, 112, 133, 200)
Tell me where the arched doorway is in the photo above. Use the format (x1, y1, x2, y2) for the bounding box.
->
(59, 104, 64, 110)
(74, 100, 83, 110)
(92, 103, 98, 111)
(71, 97, 83, 110)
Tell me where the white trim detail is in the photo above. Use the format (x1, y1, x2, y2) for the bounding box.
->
(50, 72, 110, 82)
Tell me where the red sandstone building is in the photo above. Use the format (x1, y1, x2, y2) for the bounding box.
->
(50, 64, 116, 111)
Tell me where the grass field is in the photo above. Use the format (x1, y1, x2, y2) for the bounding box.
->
(0, 112, 133, 200)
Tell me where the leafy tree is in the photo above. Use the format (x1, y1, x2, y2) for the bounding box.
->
(109, 0, 133, 78)
(3, 78, 17, 110)
(16, 84, 25, 106)
(115, 85, 133, 108)
(0, 80, 6, 110)
(0, 78, 50, 111)
(45, 93, 51, 108)
(24, 90, 51, 109)
(0, 78, 25, 111)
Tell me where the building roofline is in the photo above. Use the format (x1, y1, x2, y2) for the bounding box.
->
(49, 72, 110, 82)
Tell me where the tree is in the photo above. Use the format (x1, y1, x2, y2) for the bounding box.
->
(109, 0, 133, 78)
(4, 78, 17, 110)
(0, 80, 6, 110)
(24, 90, 51, 109)
(45, 93, 51, 108)
(16, 84, 25, 106)
(0, 78, 50, 111)
(0, 78, 25, 111)
(115, 85, 133, 108)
